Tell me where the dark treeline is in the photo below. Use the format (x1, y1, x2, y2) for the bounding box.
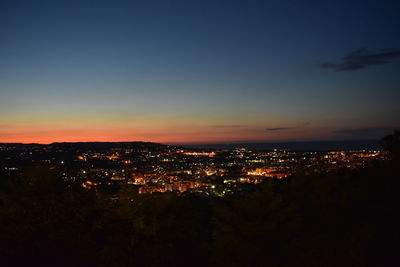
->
(1, 133, 399, 267)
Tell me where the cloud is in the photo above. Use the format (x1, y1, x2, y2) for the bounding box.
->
(265, 127, 291, 131)
(334, 127, 394, 135)
(321, 48, 400, 71)
(210, 125, 244, 128)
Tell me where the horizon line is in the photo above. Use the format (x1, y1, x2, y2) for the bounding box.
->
(0, 138, 381, 146)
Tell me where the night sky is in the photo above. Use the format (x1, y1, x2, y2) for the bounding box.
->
(1, 0, 399, 144)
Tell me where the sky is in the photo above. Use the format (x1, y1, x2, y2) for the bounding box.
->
(1, 0, 400, 144)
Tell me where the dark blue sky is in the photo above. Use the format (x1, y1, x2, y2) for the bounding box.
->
(1, 0, 399, 143)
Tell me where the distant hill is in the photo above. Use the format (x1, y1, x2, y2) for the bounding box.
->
(50, 142, 169, 150)
(1, 140, 382, 151)
(0, 141, 171, 151)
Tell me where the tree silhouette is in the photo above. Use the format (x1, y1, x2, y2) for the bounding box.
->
(381, 130, 400, 160)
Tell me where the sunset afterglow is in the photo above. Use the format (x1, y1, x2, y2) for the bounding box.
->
(1, 0, 399, 144)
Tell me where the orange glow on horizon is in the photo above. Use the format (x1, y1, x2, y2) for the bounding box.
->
(0, 127, 333, 145)
(0, 112, 334, 144)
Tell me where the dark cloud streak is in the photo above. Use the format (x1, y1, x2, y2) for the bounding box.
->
(321, 48, 400, 71)
(334, 127, 395, 135)
(265, 127, 291, 131)
(210, 125, 244, 128)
